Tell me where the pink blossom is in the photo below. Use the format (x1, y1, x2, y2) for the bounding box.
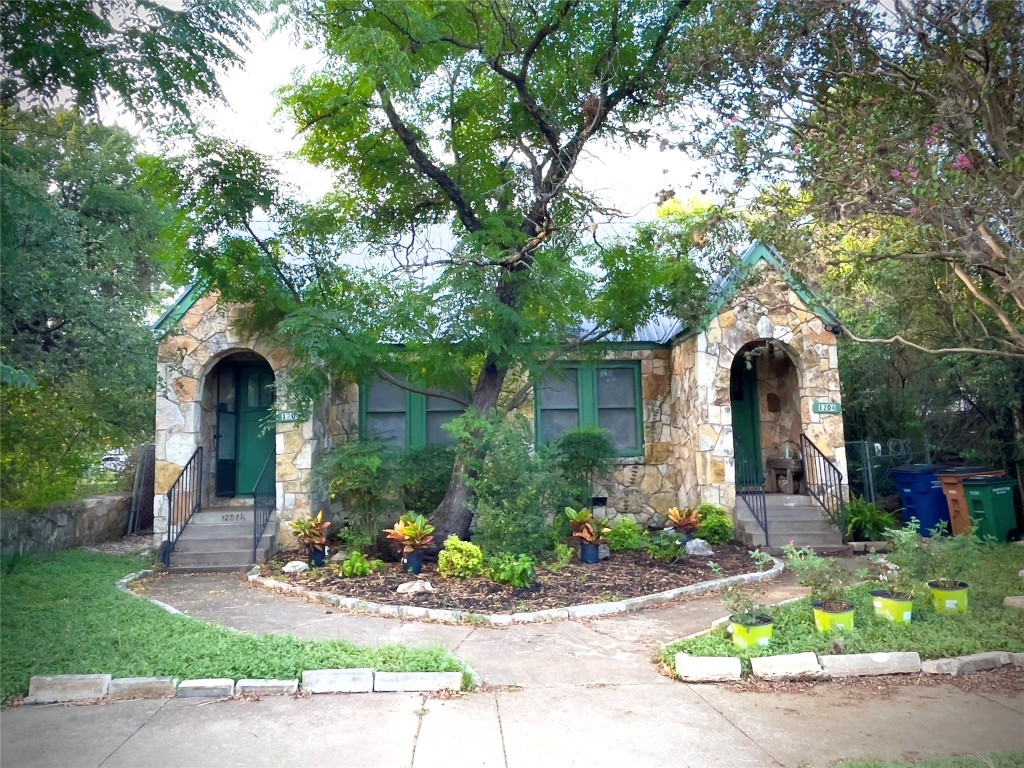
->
(793, 143, 803, 154)
(891, 168, 902, 181)
(931, 124, 942, 134)
(908, 206, 918, 216)
(925, 136, 936, 147)
(906, 161, 919, 181)
(951, 152, 973, 171)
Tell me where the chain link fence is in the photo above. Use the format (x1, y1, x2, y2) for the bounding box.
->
(846, 437, 931, 504)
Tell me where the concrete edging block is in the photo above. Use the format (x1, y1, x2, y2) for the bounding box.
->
(27, 674, 111, 703)
(301, 668, 374, 694)
(675, 654, 742, 682)
(954, 652, 1012, 675)
(235, 679, 299, 696)
(176, 679, 235, 698)
(820, 652, 921, 677)
(372, 672, 463, 692)
(108, 677, 178, 700)
(750, 652, 825, 680)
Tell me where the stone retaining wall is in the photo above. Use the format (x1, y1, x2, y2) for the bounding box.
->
(0, 493, 131, 556)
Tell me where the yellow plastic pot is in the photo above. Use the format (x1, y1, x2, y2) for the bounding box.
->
(928, 581, 969, 614)
(812, 601, 855, 633)
(871, 591, 913, 624)
(727, 616, 774, 649)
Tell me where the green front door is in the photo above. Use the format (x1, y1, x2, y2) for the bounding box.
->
(731, 359, 764, 487)
(236, 364, 275, 496)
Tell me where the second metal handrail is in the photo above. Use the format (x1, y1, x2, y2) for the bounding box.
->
(800, 434, 847, 540)
(735, 438, 769, 546)
(164, 447, 203, 566)
(252, 453, 276, 562)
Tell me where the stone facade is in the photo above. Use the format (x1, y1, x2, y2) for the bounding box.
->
(154, 248, 848, 543)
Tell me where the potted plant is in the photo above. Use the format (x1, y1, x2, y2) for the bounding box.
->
(384, 513, 436, 574)
(289, 511, 331, 567)
(864, 521, 928, 623)
(665, 506, 701, 539)
(783, 543, 855, 633)
(712, 554, 775, 649)
(565, 507, 611, 564)
(922, 523, 982, 614)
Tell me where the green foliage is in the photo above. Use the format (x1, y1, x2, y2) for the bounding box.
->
(923, 524, 984, 589)
(647, 531, 685, 564)
(321, 439, 396, 550)
(564, 507, 611, 545)
(0, 108, 175, 507)
(452, 414, 563, 557)
(712, 559, 771, 624)
(394, 445, 456, 518)
(549, 427, 616, 508)
(782, 544, 850, 605)
(695, 503, 734, 545)
(845, 497, 898, 542)
(663, 544, 1024, 673)
(437, 535, 484, 579)
(836, 754, 1024, 768)
(606, 518, 650, 552)
(543, 542, 575, 574)
(0, 0, 254, 121)
(338, 552, 386, 578)
(487, 554, 536, 589)
(0, 550, 468, 702)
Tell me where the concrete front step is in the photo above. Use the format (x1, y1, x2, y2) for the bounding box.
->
(168, 544, 274, 568)
(191, 508, 260, 524)
(173, 535, 266, 553)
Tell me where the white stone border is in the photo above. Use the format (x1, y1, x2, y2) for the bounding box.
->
(25, 671, 464, 704)
(246, 558, 787, 625)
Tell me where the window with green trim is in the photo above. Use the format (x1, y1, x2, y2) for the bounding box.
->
(362, 378, 464, 448)
(536, 363, 643, 455)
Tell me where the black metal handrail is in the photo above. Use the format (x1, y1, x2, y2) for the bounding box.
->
(252, 452, 276, 562)
(734, 438, 769, 546)
(800, 434, 847, 540)
(164, 447, 203, 566)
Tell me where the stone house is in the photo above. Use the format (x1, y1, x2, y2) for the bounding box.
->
(153, 242, 849, 565)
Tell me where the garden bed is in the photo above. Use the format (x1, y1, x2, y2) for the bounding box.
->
(261, 544, 758, 614)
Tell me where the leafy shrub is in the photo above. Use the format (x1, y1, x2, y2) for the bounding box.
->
(695, 503, 733, 544)
(340, 551, 386, 578)
(844, 496, 897, 541)
(647, 531, 684, 563)
(394, 445, 456, 517)
(543, 542, 575, 573)
(487, 553, 536, 588)
(606, 517, 649, 551)
(320, 439, 396, 550)
(449, 413, 563, 556)
(437, 535, 485, 579)
(549, 426, 616, 507)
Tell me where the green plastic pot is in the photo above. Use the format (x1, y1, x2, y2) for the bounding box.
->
(871, 591, 913, 624)
(928, 581, 969, 614)
(812, 601, 855, 633)
(727, 615, 774, 649)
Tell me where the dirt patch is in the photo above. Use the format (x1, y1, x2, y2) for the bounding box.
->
(725, 666, 1024, 698)
(85, 534, 155, 556)
(260, 544, 762, 613)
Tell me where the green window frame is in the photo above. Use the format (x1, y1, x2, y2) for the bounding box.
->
(360, 378, 463, 449)
(535, 362, 644, 456)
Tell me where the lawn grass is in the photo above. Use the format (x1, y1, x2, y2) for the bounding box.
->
(837, 753, 1024, 768)
(0, 550, 469, 703)
(661, 543, 1024, 672)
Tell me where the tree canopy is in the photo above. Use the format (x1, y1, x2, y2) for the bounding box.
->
(667, 0, 1022, 359)
(166, 0, 735, 541)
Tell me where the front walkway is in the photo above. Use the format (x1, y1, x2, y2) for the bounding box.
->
(135, 571, 806, 687)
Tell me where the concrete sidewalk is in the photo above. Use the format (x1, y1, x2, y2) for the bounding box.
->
(3, 572, 1022, 767)
(3, 680, 1022, 767)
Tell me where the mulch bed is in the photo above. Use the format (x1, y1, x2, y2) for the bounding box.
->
(261, 544, 759, 613)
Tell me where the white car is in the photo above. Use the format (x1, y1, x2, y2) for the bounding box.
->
(100, 449, 128, 473)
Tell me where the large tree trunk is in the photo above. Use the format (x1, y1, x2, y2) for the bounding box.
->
(425, 357, 509, 552)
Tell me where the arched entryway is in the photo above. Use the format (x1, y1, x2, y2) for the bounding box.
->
(203, 351, 276, 499)
(730, 340, 803, 492)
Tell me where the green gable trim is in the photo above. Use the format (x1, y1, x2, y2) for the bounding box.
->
(152, 279, 212, 340)
(670, 241, 840, 345)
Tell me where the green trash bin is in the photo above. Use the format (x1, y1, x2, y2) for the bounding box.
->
(960, 476, 1019, 542)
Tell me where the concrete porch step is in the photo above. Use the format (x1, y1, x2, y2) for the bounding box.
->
(741, 529, 844, 548)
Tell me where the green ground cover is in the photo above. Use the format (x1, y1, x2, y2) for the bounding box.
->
(661, 544, 1024, 672)
(838, 753, 1024, 768)
(0, 550, 469, 703)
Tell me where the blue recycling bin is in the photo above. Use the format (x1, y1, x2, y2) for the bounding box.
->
(890, 464, 952, 536)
